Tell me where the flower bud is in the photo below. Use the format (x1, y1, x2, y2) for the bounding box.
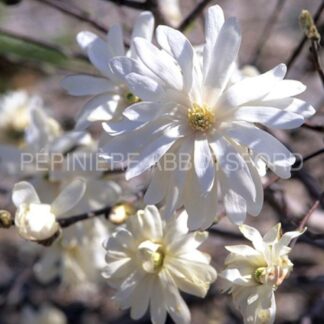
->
(0, 210, 13, 228)
(15, 203, 60, 242)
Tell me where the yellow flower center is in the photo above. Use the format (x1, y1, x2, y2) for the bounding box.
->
(254, 264, 289, 287)
(125, 92, 141, 104)
(188, 103, 214, 132)
(138, 240, 165, 273)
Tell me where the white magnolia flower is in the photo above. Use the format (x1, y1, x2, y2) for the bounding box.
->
(12, 179, 86, 241)
(0, 90, 42, 144)
(102, 205, 217, 324)
(102, 5, 315, 229)
(21, 304, 67, 324)
(61, 11, 154, 130)
(220, 223, 303, 324)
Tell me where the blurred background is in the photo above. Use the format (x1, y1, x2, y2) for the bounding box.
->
(0, 0, 324, 323)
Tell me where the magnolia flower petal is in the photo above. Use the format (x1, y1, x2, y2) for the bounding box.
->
(194, 137, 215, 193)
(87, 37, 114, 79)
(284, 98, 316, 118)
(107, 24, 125, 56)
(130, 277, 153, 320)
(61, 74, 115, 96)
(203, 17, 241, 106)
(160, 271, 191, 324)
(239, 224, 264, 251)
(224, 189, 247, 224)
(226, 123, 295, 178)
(131, 11, 155, 41)
(235, 106, 304, 129)
(150, 277, 167, 324)
(203, 5, 225, 79)
(263, 80, 306, 101)
(133, 37, 183, 90)
(220, 268, 252, 286)
(125, 72, 165, 101)
(224, 64, 287, 107)
(156, 25, 194, 91)
(123, 101, 163, 123)
(51, 178, 86, 216)
(126, 132, 177, 180)
(75, 93, 118, 130)
(12, 181, 40, 206)
(210, 136, 256, 203)
(76, 31, 97, 50)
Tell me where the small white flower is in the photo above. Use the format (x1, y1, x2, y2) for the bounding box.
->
(61, 11, 154, 130)
(102, 5, 315, 229)
(12, 179, 86, 241)
(220, 223, 304, 324)
(0, 90, 43, 143)
(102, 205, 217, 324)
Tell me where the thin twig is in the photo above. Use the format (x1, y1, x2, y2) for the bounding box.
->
(250, 0, 287, 64)
(298, 200, 320, 232)
(302, 122, 324, 132)
(286, 1, 324, 72)
(178, 0, 213, 32)
(102, 0, 148, 10)
(310, 39, 324, 87)
(35, 0, 108, 33)
(302, 148, 324, 163)
(58, 206, 112, 228)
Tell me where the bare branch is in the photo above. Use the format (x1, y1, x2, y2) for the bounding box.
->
(58, 206, 112, 228)
(34, 0, 108, 33)
(286, 2, 324, 72)
(250, 0, 287, 64)
(102, 0, 148, 10)
(178, 0, 213, 32)
(310, 39, 324, 87)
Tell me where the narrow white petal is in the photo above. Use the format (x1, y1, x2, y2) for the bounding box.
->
(125, 73, 165, 101)
(61, 74, 116, 96)
(126, 133, 177, 180)
(203, 5, 225, 79)
(263, 80, 306, 100)
(156, 25, 194, 91)
(76, 31, 97, 50)
(133, 37, 183, 90)
(194, 137, 215, 193)
(225, 123, 295, 178)
(51, 178, 86, 216)
(75, 93, 118, 130)
(239, 224, 264, 250)
(12, 182, 40, 206)
(235, 106, 304, 129)
(131, 11, 155, 41)
(224, 189, 247, 224)
(224, 64, 287, 107)
(107, 24, 125, 56)
(123, 101, 163, 123)
(284, 98, 316, 118)
(203, 17, 241, 106)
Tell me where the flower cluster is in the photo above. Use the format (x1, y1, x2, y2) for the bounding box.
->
(2, 2, 314, 324)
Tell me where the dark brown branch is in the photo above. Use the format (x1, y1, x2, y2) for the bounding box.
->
(178, 0, 213, 32)
(310, 39, 324, 87)
(250, 0, 287, 64)
(298, 200, 320, 232)
(286, 1, 324, 72)
(58, 206, 112, 228)
(102, 0, 148, 10)
(35, 0, 108, 33)
(302, 121, 324, 132)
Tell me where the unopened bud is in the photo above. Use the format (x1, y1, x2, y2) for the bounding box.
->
(110, 202, 136, 225)
(0, 210, 13, 228)
(299, 9, 321, 42)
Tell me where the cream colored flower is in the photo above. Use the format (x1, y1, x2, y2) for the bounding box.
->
(12, 179, 86, 242)
(102, 205, 217, 324)
(21, 304, 67, 324)
(220, 223, 303, 324)
(0, 90, 42, 143)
